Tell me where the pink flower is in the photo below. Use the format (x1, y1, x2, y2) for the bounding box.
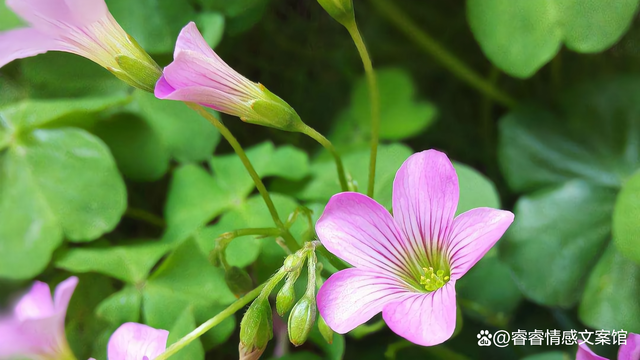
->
(577, 333, 640, 360)
(0, 276, 78, 360)
(102, 322, 169, 360)
(316, 150, 514, 346)
(155, 22, 305, 132)
(0, 0, 161, 91)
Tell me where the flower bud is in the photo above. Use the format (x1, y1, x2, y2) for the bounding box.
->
(225, 266, 253, 297)
(317, 0, 355, 27)
(276, 272, 299, 316)
(287, 295, 317, 346)
(239, 298, 273, 353)
(317, 315, 334, 344)
(283, 253, 304, 272)
(238, 342, 266, 360)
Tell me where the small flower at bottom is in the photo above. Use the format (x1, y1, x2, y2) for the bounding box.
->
(155, 22, 306, 133)
(0, 0, 162, 91)
(104, 322, 169, 360)
(576, 333, 640, 360)
(0, 276, 79, 360)
(316, 149, 515, 346)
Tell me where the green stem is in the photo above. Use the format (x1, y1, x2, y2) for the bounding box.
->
(154, 283, 267, 360)
(186, 103, 301, 252)
(300, 125, 349, 192)
(345, 20, 380, 198)
(124, 207, 166, 228)
(369, 0, 517, 108)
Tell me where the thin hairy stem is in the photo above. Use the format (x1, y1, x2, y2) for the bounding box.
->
(300, 125, 349, 192)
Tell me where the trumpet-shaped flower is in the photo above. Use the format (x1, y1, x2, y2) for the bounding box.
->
(102, 322, 169, 360)
(0, 276, 78, 360)
(155, 22, 306, 132)
(577, 333, 640, 360)
(0, 0, 161, 91)
(316, 150, 515, 346)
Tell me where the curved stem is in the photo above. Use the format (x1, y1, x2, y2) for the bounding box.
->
(300, 125, 349, 192)
(186, 103, 300, 252)
(124, 207, 166, 228)
(369, 0, 517, 108)
(345, 20, 380, 198)
(154, 283, 266, 360)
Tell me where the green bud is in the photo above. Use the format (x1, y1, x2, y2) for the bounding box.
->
(287, 295, 317, 346)
(225, 266, 253, 297)
(276, 271, 299, 316)
(238, 342, 266, 360)
(317, 315, 334, 344)
(247, 85, 306, 133)
(317, 0, 355, 27)
(283, 253, 304, 272)
(114, 55, 162, 92)
(240, 298, 273, 351)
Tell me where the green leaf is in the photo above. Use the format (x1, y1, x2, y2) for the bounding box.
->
(0, 95, 129, 131)
(579, 245, 640, 333)
(299, 143, 413, 209)
(20, 53, 128, 97)
(0, 151, 62, 279)
(332, 68, 437, 144)
(93, 113, 170, 181)
(612, 170, 640, 264)
(106, 0, 196, 54)
(209, 142, 310, 202)
(0, 127, 126, 279)
(453, 162, 500, 215)
(196, 194, 303, 267)
(501, 180, 616, 307)
(166, 308, 205, 360)
(95, 286, 142, 324)
(162, 164, 234, 245)
(55, 241, 170, 283)
(135, 91, 220, 163)
(467, 0, 639, 77)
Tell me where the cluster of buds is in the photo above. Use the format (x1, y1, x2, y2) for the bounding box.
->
(238, 242, 333, 359)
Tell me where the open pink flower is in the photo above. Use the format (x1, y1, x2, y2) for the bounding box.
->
(101, 322, 169, 360)
(0, 276, 78, 359)
(316, 150, 514, 346)
(577, 333, 640, 360)
(155, 22, 305, 132)
(0, 0, 161, 91)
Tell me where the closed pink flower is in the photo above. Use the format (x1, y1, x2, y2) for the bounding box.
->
(0, 0, 161, 91)
(316, 150, 514, 346)
(0, 276, 78, 360)
(102, 322, 169, 360)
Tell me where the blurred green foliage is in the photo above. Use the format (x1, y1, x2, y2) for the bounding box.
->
(2, 0, 640, 359)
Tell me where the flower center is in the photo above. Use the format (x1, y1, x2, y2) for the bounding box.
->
(419, 266, 450, 292)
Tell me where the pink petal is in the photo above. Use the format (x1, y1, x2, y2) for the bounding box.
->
(107, 322, 169, 360)
(316, 192, 415, 278)
(576, 342, 608, 360)
(7, 0, 106, 30)
(316, 268, 407, 334)
(619, 333, 640, 360)
(0, 28, 58, 68)
(392, 150, 459, 265)
(64, 0, 108, 24)
(174, 22, 217, 59)
(446, 208, 514, 280)
(53, 276, 79, 316)
(0, 318, 35, 358)
(14, 281, 55, 321)
(382, 282, 457, 346)
(153, 83, 238, 114)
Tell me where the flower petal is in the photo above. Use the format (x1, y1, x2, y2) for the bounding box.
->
(0, 318, 36, 358)
(0, 28, 58, 68)
(576, 342, 607, 360)
(53, 276, 79, 316)
(317, 268, 407, 334)
(392, 150, 459, 264)
(174, 22, 218, 59)
(64, 0, 108, 24)
(382, 282, 457, 346)
(7, 0, 106, 29)
(447, 208, 514, 280)
(154, 83, 243, 114)
(107, 322, 169, 360)
(316, 192, 415, 277)
(618, 333, 640, 360)
(14, 281, 55, 321)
